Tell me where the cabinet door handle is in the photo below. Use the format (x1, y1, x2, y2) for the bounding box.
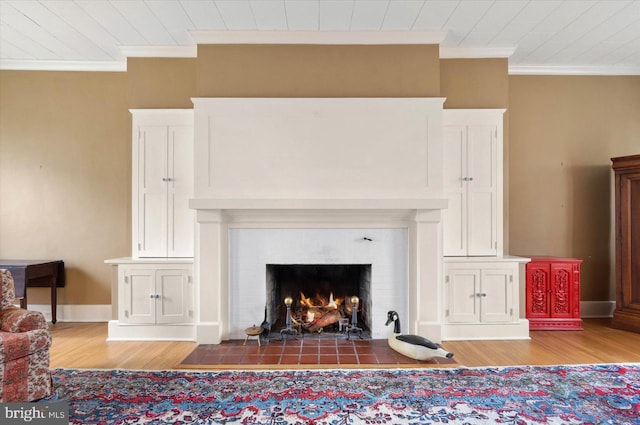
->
(462, 177, 468, 181)
(476, 292, 487, 297)
(468, 177, 474, 181)
(162, 177, 174, 182)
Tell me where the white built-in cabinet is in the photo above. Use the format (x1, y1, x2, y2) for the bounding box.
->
(445, 261, 515, 324)
(119, 264, 193, 325)
(131, 109, 194, 258)
(444, 257, 529, 340)
(105, 109, 196, 341)
(442, 109, 529, 340)
(443, 109, 504, 257)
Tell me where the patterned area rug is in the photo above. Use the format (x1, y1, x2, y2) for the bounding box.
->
(44, 364, 640, 424)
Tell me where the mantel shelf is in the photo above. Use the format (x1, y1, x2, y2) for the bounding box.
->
(189, 198, 448, 211)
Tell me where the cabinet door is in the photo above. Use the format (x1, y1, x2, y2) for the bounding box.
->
(167, 126, 194, 257)
(155, 269, 192, 324)
(467, 125, 497, 255)
(447, 269, 480, 323)
(122, 268, 155, 324)
(137, 126, 168, 257)
(443, 126, 467, 256)
(480, 268, 513, 323)
(527, 263, 551, 318)
(550, 263, 573, 319)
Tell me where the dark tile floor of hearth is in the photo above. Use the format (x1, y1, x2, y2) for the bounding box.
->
(180, 338, 456, 368)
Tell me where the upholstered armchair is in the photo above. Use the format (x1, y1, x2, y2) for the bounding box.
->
(0, 269, 53, 402)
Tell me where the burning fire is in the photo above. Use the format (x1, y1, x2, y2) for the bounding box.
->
(299, 291, 343, 323)
(299, 291, 342, 309)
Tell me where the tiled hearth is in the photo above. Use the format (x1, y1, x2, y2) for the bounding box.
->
(180, 338, 456, 368)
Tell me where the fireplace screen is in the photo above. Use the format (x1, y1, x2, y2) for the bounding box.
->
(266, 264, 371, 338)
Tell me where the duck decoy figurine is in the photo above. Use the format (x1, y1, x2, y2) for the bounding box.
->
(385, 310, 454, 361)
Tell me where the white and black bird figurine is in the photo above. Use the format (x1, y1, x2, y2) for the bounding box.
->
(385, 310, 454, 361)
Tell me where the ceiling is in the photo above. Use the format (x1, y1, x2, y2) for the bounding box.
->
(1, 0, 639, 74)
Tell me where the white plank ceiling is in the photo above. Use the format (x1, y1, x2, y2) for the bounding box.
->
(1, 0, 639, 74)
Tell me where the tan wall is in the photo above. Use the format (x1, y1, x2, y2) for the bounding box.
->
(508, 75, 640, 301)
(197, 44, 440, 97)
(128, 58, 197, 108)
(440, 59, 509, 108)
(0, 71, 129, 305)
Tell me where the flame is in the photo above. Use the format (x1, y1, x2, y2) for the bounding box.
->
(327, 292, 338, 309)
(300, 292, 314, 308)
(299, 291, 343, 309)
(307, 312, 315, 322)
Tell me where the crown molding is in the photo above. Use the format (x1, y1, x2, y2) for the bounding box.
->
(0, 59, 126, 72)
(120, 45, 197, 58)
(509, 64, 640, 76)
(439, 46, 516, 59)
(189, 30, 447, 45)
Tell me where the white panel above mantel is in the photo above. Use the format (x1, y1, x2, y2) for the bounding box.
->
(192, 98, 446, 201)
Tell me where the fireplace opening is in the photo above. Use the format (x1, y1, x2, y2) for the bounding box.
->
(266, 264, 371, 339)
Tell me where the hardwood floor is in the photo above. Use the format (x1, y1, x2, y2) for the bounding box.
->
(49, 319, 640, 370)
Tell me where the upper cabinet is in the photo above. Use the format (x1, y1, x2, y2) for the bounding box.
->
(442, 109, 505, 257)
(131, 110, 194, 258)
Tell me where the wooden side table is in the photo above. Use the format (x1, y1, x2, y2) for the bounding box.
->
(0, 260, 65, 323)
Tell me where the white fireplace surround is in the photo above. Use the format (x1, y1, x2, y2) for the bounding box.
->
(190, 98, 449, 344)
(193, 202, 446, 344)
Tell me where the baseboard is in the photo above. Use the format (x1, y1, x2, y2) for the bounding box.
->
(581, 301, 615, 318)
(442, 319, 530, 341)
(108, 320, 196, 341)
(27, 304, 112, 322)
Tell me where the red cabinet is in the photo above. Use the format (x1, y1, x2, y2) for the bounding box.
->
(525, 257, 583, 330)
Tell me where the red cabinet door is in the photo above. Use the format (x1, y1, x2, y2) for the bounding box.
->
(526, 263, 550, 319)
(550, 263, 573, 319)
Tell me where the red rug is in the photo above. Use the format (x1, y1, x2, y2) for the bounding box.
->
(42, 363, 640, 424)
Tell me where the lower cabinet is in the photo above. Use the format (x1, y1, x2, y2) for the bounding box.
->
(443, 256, 530, 340)
(105, 258, 194, 341)
(120, 266, 193, 325)
(524, 257, 582, 330)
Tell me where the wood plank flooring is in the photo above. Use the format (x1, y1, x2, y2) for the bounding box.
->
(48, 319, 640, 370)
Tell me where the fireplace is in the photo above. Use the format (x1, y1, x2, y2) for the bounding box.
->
(266, 264, 372, 338)
(190, 98, 448, 344)
(226, 227, 412, 340)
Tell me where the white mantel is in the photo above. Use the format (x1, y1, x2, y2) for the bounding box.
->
(193, 203, 446, 344)
(189, 198, 448, 211)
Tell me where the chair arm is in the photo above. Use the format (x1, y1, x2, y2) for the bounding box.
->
(0, 307, 48, 333)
